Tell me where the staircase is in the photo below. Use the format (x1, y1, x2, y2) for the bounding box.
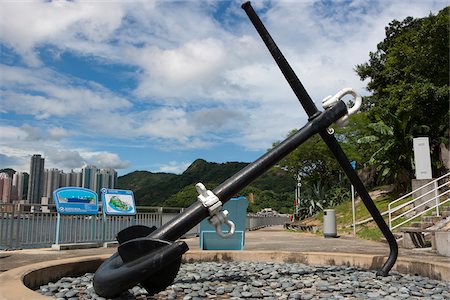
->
(411, 210, 450, 229)
(389, 172, 450, 229)
(387, 172, 450, 249)
(397, 207, 450, 248)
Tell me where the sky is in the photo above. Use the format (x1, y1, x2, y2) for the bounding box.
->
(0, 0, 447, 176)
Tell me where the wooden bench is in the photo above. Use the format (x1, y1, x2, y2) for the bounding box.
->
(399, 227, 449, 251)
(284, 223, 316, 232)
(399, 228, 429, 248)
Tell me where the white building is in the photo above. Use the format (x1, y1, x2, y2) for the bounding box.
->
(0, 172, 12, 203)
(82, 165, 97, 191)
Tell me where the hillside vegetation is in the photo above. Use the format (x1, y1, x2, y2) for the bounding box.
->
(117, 159, 296, 213)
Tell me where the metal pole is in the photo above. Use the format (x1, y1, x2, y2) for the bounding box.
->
(434, 181, 440, 217)
(55, 213, 61, 245)
(351, 184, 356, 236)
(8, 204, 15, 249)
(15, 204, 22, 249)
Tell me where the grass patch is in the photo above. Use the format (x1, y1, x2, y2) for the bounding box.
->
(295, 186, 450, 242)
(298, 186, 405, 241)
(356, 224, 383, 241)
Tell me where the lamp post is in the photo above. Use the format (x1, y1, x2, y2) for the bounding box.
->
(350, 160, 357, 236)
(295, 174, 302, 221)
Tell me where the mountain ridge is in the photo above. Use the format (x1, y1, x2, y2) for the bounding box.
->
(117, 159, 296, 213)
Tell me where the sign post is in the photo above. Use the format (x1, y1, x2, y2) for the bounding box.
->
(53, 187, 99, 245)
(101, 189, 137, 243)
(101, 188, 136, 216)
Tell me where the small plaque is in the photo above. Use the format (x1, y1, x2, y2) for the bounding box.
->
(53, 187, 98, 215)
(101, 188, 136, 216)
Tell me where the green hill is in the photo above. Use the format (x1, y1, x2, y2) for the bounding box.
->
(117, 159, 296, 213)
(117, 171, 178, 206)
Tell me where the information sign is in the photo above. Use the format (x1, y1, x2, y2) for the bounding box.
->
(53, 187, 98, 215)
(101, 188, 136, 216)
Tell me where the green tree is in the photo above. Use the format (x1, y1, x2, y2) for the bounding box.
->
(163, 184, 199, 207)
(356, 111, 427, 190)
(272, 130, 354, 218)
(355, 7, 449, 182)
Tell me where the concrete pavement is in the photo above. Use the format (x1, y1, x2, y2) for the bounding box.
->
(1, 225, 448, 275)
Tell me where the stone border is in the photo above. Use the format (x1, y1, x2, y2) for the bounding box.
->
(1, 251, 449, 300)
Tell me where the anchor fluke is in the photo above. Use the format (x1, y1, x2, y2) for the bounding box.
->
(93, 238, 188, 298)
(116, 224, 157, 244)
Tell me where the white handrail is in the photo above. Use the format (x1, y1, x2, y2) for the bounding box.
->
(391, 189, 450, 223)
(388, 172, 450, 230)
(390, 181, 450, 214)
(389, 172, 450, 208)
(391, 198, 450, 230)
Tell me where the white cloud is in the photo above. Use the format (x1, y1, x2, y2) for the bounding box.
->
(46, 148, 84, 169)
(81, 151, 131, 169)
(0, 1, 125, 66)
(48, 127, 70, 140)
(133, 38, 228, 99)
(18, 125, 70, 141)
(0, 65, 131, 120)
(1, 0, 446, 169)
(156, 161, 191, 174)
(0, 124, 130, 172)
(0, 125, 28, 141)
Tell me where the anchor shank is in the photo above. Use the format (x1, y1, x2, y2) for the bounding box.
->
(150, 101, 347, 241)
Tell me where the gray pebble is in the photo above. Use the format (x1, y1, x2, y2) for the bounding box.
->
(36, 261, 450, 300)
(238, 291, 251, 297)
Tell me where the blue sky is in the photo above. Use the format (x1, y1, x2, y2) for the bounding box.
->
(0, 0, 446, 176)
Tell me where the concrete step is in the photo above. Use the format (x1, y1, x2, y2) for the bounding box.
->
(440, 206, 450, 212)
(441, 211, 450, 217)
(432, 210, 450, 217)
(420, 222, 434, 229)
(422, 216, 443, 224)
(410, 222, 433, 229)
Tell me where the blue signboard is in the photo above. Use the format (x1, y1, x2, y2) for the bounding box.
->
(101, 188, 136, 216)
(53, 187, 98, 215)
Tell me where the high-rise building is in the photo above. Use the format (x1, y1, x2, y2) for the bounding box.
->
(12, 172, 28, 201)
(0, 173, 4, 202)
(11, 172, 19, 201)
(27, 154, 45, 204)
(44, 168, 61, 203)
(60, 172, 70, 187)
(95, 168, 117, 195)
(0, 172, 12, 203)
(68, 170, 82, 187)
(82, 165, 97, 191)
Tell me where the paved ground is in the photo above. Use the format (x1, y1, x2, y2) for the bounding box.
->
(1, 225, 449, 273)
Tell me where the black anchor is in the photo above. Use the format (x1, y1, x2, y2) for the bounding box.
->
(93, 2, 398, 297)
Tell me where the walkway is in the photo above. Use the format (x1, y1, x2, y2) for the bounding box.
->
(1, 225, 449, 274)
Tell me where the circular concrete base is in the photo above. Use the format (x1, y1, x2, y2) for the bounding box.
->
(1, 251, 449, 300)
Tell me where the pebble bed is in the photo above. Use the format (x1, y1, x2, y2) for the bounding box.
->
(37, 261, 450, 300)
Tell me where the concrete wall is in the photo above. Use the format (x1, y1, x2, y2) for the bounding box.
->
(411, 179, 436, 212)
(435, 232, 450, 257)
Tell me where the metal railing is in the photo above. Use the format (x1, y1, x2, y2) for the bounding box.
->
(247, 214, 289, 230)
(0, 204, 288, 249)
(388, 172, 450, 230)
(0, 204, 180, 249)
